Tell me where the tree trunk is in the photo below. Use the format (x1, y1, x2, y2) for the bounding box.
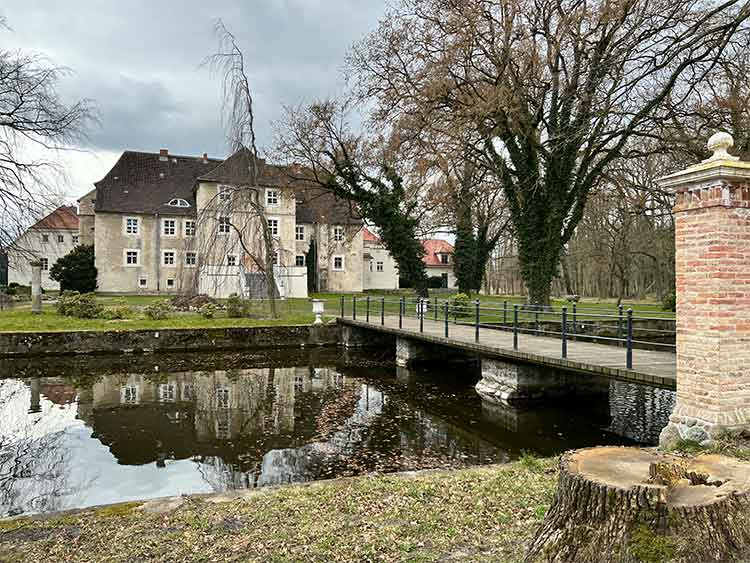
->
(526, 447, 750, 563)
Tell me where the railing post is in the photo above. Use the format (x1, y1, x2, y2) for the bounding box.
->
(340, 295, 344, 318)
(434, 297, 438, 321)
(380, 296, 385, 325)
(618, 304, 624, 346)
(626, 308, 633, 369)
(353, 295, 357, 321)
(366, 295, 370, 323)
(503, 300, 507, 326)
(399, 297, 403, 329)
(419, 298, 424, 333)
(513, 304, 519, 350)
(572, 303, 577, 335)
(562, 306, 568, 359)
(475, 299, 480, 342)
(444, 301, 449, 338)
(535, 307, 540, 336)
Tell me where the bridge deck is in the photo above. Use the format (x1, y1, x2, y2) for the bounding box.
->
(339, 315, 677, 389)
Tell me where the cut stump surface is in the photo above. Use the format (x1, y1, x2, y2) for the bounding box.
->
(525, 446, 750, 563)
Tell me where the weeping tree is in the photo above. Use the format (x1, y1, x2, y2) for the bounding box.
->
(275, 100, 429, 295)
(204, 20, 278, 316)
(347, 0, 750, 306)
(0, 16, 93, 256)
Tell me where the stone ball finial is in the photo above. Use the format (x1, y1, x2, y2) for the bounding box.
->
(706, 131, 739, 162)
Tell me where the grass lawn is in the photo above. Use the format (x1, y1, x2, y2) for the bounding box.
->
(0, 459, 557, 563)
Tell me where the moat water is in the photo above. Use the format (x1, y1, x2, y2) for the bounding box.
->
(0, 349, 675, 517)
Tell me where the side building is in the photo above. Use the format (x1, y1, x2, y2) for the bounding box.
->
(6, 206, 80, 290)
(362, 228, 399, 290)
(422, 239, 455, 289)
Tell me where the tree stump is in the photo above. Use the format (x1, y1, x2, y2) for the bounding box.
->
(525, 447, 750, 563)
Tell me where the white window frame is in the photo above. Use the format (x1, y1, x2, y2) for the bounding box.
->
(138, 275, 148, 288)
(266, 188, 279, 207)
(57, 234, 65, 243)
(226, 254, 237, 267)
(295, 225, 305, 241)
(332, 255, 345, 271)
(216, 387, 231, 409)
(121, 385, 140, 405)
(72, 235, 79, 245)
(376, 261, 384, 272)
(184, 220, 196, 237)
(218, 185, 231, 202)
(295, 255, 305, 267)
(162, 250, 176, 266)
(272, 251, 279, 265)
(166, 278, 175, 289)
(440, 253, 449, 265)
(162, 218, 177, 237)
(124, 216, 140, 237)
(159, 383, 176, 403)
(41, 233, 49, 243)
(218, 215, 231, 235)
(267, 217, 280, 238)
(185, 252, 197, 267)
(124, 249, 140, 267)
(40, 258, 49, 271)
(333, 226, 344, 242)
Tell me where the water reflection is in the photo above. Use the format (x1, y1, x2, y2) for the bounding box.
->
(0, 350, 674, 516)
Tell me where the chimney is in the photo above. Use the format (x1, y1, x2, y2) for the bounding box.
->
(202, 152, 209, 164)
(159, 148, 169, 162)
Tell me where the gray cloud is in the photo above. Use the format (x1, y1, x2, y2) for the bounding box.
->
(2, 0, 386, 160)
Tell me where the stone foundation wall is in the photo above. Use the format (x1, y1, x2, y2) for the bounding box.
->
(0, 324, 341, 357)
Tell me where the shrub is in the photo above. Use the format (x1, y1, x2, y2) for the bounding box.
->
(226, 293, 248, 318)
(450, 292, 471, 317)
(427, 275, 445, 289)
(200, 303, 217, 319)
(143, 300, 173, 320)
(98, 302, 133, 320)
(661, 292, 676, 312)
(56, 291, 102, 318)
(49, 244, 97, 293)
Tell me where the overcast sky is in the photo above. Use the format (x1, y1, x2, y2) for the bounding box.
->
(2, 0, 388, 201)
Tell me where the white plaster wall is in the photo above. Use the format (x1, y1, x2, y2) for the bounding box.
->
(426, 266, 456, 289)
(363, 243, 399, 290)
(7, 228, 79, 290)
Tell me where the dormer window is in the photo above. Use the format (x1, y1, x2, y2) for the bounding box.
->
(218, 185, 231, 202)
(439, 253, 450, 265)
(167, 198, 190, 208)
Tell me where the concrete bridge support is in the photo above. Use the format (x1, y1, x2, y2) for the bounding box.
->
(395, 337, 467, 367)
(658, 132, 750, 446)
(475, 358, 608, 404)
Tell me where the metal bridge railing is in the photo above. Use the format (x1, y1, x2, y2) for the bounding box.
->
(338, 295, 676, 371)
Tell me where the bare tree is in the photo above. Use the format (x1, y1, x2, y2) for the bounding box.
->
(0, 19, 94, 254)
(204, 20, 278, 316)
(347, 0, 750, 306)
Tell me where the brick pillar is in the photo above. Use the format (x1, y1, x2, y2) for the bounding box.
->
(658, 132, 750, 446)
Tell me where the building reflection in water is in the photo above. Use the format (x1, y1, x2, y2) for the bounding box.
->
(0, 352, 675, 517)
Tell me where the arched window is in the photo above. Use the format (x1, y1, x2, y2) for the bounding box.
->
(167, 198, 191, 208)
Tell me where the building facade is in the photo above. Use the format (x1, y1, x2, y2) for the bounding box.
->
(362, 228, 399, 290)
(422, 239, 455, 288)
(6, 206, 80, 290)
(85, 148, 392, 297)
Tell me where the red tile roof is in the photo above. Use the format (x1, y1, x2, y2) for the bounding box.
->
(422, 239, 454, 267)
(362, 227, 380, 242)
(31, 206, 79, 231)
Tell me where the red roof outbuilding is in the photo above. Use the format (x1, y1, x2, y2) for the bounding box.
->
(421, 239, 454, 267)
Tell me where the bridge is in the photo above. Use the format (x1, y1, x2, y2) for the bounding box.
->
(334, 296, 676, 403)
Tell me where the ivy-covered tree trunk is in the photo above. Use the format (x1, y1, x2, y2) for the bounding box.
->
(453, 195, 477, 295)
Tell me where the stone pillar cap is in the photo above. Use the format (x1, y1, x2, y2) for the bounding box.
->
(657, 131, 750, 190)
